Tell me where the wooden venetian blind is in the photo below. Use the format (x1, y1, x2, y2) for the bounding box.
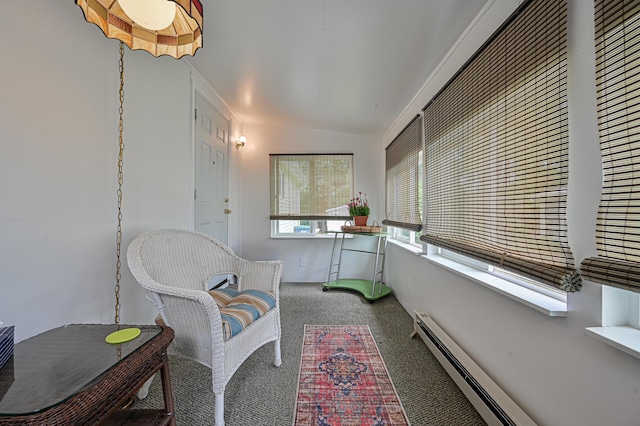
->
(383, 115, 423, 232)
(581, 0, 640, 292)
(269, 154, 354, 220)
(420, 0, 581, 291)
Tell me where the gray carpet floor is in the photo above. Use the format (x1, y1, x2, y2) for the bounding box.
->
(134, 282, 486, 425)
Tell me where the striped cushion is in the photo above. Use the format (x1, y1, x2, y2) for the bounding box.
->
(208, 288, 276, 340)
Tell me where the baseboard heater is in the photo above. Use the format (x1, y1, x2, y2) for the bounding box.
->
(413, 311, 537, 426)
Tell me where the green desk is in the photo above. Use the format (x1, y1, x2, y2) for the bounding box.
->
(323, 231, 392, 302)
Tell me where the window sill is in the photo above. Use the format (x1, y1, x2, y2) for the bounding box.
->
(421, 254, 568, 317)
(585, 326, 640, 360)
(270, 234, 351, 239)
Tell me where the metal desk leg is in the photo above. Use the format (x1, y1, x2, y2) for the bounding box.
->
(371, 235, 383, 298)
(377, 236, 388, 295)
(337, 232, 346, 280)
(326, 232, 339, 284)
(323, 232, 392, 302)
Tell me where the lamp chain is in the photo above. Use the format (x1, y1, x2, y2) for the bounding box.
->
(114, 41, 125, 326)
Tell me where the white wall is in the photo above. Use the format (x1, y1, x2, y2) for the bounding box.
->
(238, 123, 382, 282)
(4, 1, 639, 423)
(0, 3, 115, 341)
(382, 1, 640, 425)
(0, 2, 238, 341)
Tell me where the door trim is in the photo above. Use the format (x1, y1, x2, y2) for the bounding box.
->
(192, 88, 231, 245)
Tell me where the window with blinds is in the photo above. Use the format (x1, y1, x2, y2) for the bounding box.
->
(383, 115, 423, 232)
(420, 0, 581, 292)
(581, 0, 640, 293)
(269, 154, 353, 221)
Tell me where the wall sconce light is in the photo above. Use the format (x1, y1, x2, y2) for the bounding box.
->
(236, 135, 247, 149)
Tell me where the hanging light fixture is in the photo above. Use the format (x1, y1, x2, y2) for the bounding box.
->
(236, 135, 247, 149)
(76, 0, 203, 343)
(76, 0, 203, 58)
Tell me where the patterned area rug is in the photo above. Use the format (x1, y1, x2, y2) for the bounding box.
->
(294, 325, 410, 425)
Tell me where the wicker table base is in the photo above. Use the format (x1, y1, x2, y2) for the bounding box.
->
(0, 324, 175, 426)
(103, 408, 172, 425)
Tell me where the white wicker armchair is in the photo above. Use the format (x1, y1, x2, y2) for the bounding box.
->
(127, 228, 283, 426)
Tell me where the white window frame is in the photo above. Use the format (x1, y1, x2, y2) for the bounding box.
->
(601, 287, 640, 330)
(581, 0, 640, 361)
(419, 246, 568, 316)
(269, 153, 353, 237)
(390, 227, 421, 248)
(437, 247, 567, 303)
(587, 286, 640, 360)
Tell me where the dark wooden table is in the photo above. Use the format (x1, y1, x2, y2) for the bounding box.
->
(0, 324, 175, 425)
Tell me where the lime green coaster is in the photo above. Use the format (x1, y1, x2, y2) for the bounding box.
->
(105, 327, 141, 344)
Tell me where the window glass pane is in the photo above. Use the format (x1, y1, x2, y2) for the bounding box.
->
(602, 286, 640, 330)
(581, 0, 640, 292)
(384, 116, 423, 231)
(277, 220, 302, 234)
(272, 219, 346, 236)
(270, 154, 353, 221)
(420, 0, 580, 292)
(326, 220, 344, 232)
(634, 293, 640, 328)
(270, 154, 354, 236)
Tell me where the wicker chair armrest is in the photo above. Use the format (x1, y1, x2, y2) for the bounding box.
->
(236, 259, 283, 294)
(137, 279, 225, 338)
(144, 282, 219, 314)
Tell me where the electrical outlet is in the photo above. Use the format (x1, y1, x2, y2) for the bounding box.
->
(300, 257, 307, 267)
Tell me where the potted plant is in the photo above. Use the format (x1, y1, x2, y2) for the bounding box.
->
(348, 192, 370, 226)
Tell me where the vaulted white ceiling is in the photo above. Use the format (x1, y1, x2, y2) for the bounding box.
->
(187, 0, 489, 137)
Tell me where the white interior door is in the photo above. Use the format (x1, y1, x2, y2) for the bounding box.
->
(194, 92, 229, 246)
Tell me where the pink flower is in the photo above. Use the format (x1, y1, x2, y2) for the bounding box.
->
(348, 191, 371, 217)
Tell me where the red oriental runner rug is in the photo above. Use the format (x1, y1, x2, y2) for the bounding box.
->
(293, 325, 410, 425)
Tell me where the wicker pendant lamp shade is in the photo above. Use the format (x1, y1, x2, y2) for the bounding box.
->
(76, 0, 203, 58)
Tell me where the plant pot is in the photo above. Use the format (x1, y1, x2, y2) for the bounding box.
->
(354, 216, 368, 226)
